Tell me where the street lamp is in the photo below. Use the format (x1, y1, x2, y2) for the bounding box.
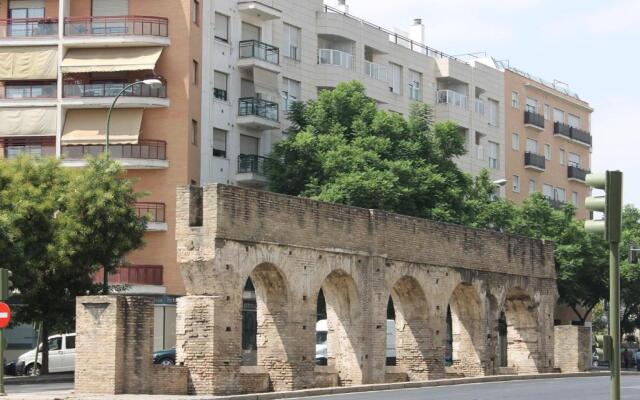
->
(102, 79, 162, 295)
(105, 79, 163, 159)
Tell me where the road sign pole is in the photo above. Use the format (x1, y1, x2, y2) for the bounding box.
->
(610, 242, 621, 400)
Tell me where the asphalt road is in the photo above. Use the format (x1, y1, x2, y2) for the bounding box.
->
(5, 381, 73, 394)
(290, 376, 640, 400)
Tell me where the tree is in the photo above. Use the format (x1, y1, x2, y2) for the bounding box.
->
(620, 205, 640, 336)
(267, 81, 472, 223)
(0, 156, 146, 374)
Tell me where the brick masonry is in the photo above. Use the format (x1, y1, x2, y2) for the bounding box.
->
(554, 326, 592, 373)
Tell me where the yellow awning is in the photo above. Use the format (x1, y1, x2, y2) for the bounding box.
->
(0, 47, 57, 80)
(60, 47, 163, 73)
(61, 109, 143, 145)
(0, 108, 57, 136)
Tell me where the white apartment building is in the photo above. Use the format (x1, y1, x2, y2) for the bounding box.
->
(200, 0, 506, 189)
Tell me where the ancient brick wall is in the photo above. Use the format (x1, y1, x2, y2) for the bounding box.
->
(554, 325, 592, 372)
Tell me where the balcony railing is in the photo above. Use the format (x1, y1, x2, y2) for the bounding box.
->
(0, 18, 58, 38)
(554, 122, 572, 137)
(239, 40, 279, 65)
(318, 48, 354, 70)
(546, 197, 566, 210)
(0, 82, 57, 99)
(62, 140, 167, 161)
(437, 90, 468, 110)
(63, 80, 167, 98)
(524, 152, 546, 170)
(64, 16, 168, 37)
(214, 88, 228, 101)
(238, 154, 267, 175)
(135, 202, 166, 223)
(524, 110, 545, 129)
(239, 97, 279, 122)
(568, 165, 588, 182)
(94, 265, 163, 286)
(363, 61, 390, 83)
(570, 127, 592, 146)
(2, 137, 55, 159)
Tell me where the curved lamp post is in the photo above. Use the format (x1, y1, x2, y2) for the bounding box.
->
(102, 79, 163, 294)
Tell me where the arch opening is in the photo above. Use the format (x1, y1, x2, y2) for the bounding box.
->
(503, 288, 541, 374)
(446, 283, 485, 377)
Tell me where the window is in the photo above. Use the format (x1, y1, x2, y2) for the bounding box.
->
(555, 187, 566, 202)
(511, 91, 519, 109)
(283, 23, 301, 60)
(214, 71, 228, 101)
(488, 99, 499, 127)
(240, 134, 259, 155)
(544, 144, 551, 160)
(65, 336, 75, 350)
(408, 70, 422, 101)
(192, 60, 199, 86)
(488, 141, 499, 170)
(282, 77, 301, 113)
(553, 108, 565, 123)
(191, 119, 198, 145)
(511, 133, 520, 151)
(526, 138, 538, 154)
(47, 337, 62, 351)
(559, 149, 566, 165)
(544, 104, 550, 120)
(543, 184, 554, 199)
(214, 12, 229, 42)
(572, 191, 579, 206)
(529, 179, 536, 194)
(390, 63, 402, 94)
(512, 175, 520, 193)
(526, 97, 538, 113)
(568, 114, 581, 129)
(241, 22, 261, 41)
(9, 4, 44, 37)
(192, 0, 199, 25)
(213, 129, 227, 158)
(569, 152, 581, 168)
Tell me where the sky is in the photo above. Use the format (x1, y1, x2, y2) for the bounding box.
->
(326, 0, 640, 205)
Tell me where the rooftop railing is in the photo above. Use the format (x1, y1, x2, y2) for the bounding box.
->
(64, 15, 168, 37)
(239, 40, 279, 65)
(0, 18, 58, 38)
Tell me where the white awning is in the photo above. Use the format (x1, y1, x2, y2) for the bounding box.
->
(0, 47, 57, 80)
(0, 108, 57, 136)
(61, 47, 163, 73)
(62, 109, 143, 145)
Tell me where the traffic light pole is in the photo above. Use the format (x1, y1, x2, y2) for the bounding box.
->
(610, 242, 621, 400)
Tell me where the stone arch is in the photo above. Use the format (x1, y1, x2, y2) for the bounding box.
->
(318, 269, 363, 386)
(503, 287, 541, 373)
(389, 275, 439, 381)
(447, 283, 485, 376)
(243, 263, 293, 391)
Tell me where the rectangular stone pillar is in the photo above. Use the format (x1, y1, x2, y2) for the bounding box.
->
(554, 325, 591, 372)
(75, 296, 154, 394)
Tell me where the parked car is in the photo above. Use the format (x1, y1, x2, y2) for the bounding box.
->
(16, 333, 76, 376)
(315, 319, 396, 365)
(4, 361, 16, 376)
(153, 348, 176, 366)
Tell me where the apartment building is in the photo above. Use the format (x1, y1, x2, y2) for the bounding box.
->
(200, 0, 506, 190)
(0, 0, 202, 351)
(503, 66, 593, 220)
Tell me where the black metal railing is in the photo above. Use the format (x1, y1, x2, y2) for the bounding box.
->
(570, 127, 592, 146)
(239, 40, 279, 65)
(135, 202, 166, 223)
(0, 82, 57, 99)
(239, 97, 279, 122)
(2, 137, 56, 159)
(62, 140, 167, 161)
(546, 197, 566, 210)
(214, 88, 228, 101)
(524, 111, 545, 129)
(524, 152, 546, 170)
(237, 154, 267, 175)
(64, 15, 168, 37)
(63, 80, 167, 98)
(554, 122, 572, 137)
(568, 165, 588, 182)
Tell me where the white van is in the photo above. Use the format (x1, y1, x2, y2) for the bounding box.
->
(16, 333, 76, 375)
(315, 320, 395, 365)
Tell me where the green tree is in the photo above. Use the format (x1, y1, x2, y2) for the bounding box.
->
(620, 205, 640, 336)
(0, 156, 146, 374)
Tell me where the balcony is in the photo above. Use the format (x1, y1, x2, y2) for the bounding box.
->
(568, 165, 588, 183)
(318, 49, 354, 70)
(524, 111, 545, 130)
(94, 265, 164, 292)
(1, 137, 55, 159)
(437, 90, 468, 110)
(238, 40, 280, 73)
(62, 80, 168, 108)
(0, 18, 58, 45)
(237, 97, 280, 130)
(546, 197, 566, 210)
(553, 122, 572, 139)
(61, 140, 169, 170)
(136, 202, 167, 232)
(63, 16, 170, 47)
(524, 152, 546, 172)
(0, 82, 57, 107)
(236, 154, 268, 187)
(363, 61, 390, 83)
(570, 127, 592, 147)
(238, 1, 282, 21)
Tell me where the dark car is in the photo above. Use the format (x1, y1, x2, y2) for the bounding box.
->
(4, 361, 16, 376)
(153, 348, 175, 366)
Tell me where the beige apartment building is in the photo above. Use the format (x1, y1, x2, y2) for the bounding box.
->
(503, 67, 592, 220)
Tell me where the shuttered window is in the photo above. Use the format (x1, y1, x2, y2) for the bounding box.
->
(92, 0, 128, 16)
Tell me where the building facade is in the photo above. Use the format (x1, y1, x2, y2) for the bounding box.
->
(503, 67, 592, 220)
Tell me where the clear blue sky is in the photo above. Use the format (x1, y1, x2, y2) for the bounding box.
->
(327, 0, 640, 206)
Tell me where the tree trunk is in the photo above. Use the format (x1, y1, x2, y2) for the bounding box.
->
(41, 321, 49, 375)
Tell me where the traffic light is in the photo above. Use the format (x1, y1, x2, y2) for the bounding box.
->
(0, 269, 13, 301)
(595, 334, 613, 363)
(585, 171, 623, 243)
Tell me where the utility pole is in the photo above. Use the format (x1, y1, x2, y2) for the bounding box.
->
(586, 171, 623, 400)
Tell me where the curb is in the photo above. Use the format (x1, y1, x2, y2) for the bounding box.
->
(4, 373, 74, 386)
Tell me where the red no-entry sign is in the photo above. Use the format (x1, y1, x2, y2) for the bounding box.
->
(0, 303, 11, 329)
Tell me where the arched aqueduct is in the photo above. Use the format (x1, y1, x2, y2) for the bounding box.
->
(172, 184, 557, 395)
